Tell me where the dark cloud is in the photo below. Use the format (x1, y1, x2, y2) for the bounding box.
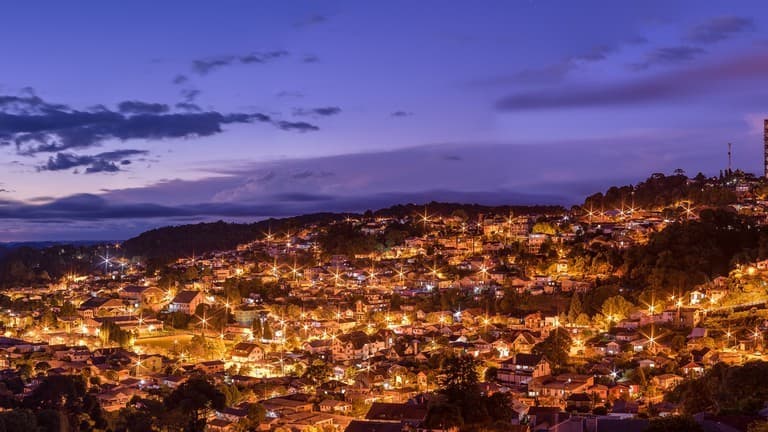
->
(276, 90, 304, 98)
(271, 192, 333, 202)
(172, 75, 189, 85)
(631, 46, 706, 70)
(180, 89, 201, 102)
(40, 149, 149, 174)
(192, 51, 289, 75)
(117, 100, 170, 114)
(294, 14, 327, 28)
(687, 16, 755, 44)
(495, 52, 768, 111)
(474, 44, 618, 85)
(291, 170, 333, 179)
(175, 102, 202, 112)
(275, 121, 320, 132)
(302, 55, 320, 63)
(292, 106, 341, 117)
(192, 56, 235, 75)
(239, 50, 289, 64)
(443, 155, 462, 161)
(390, 111, 413, 117)
(0, 94, 317, 154)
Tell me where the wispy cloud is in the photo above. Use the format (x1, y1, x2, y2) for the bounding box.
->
(495, 52, 768, 111)
(687, 16, 755, 44)
(630, 45, 706, 70)
(192, 50, 289, 75)
(390, 110, 413, 117)
(292, 106, 342, 117)
(294, 14, 327, 28)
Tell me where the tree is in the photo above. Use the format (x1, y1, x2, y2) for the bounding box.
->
(440, 354, 480, 397)
(532, 222, 556, 235)
(532, 327, 572, 368)
(601, 295, 634, 323)
(645, 416, 702, 432)
(0, 410, 38, 432)
(484, 366, 498, 382)
(165, 375, 226, 432)
(568, 294, 583, 323)
(237, 403, 267, 431)
(303, 360, 331, 386)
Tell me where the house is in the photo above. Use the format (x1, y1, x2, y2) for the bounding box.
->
(652, 373, 684, 390)
(345, 421, 403, 432)
(197, 360, 226, 374)
(231, 342, 264, 363)
(510, 332, 539, 354)
(497, 353, 551, 386)
(119, 285, 166, 310)
(168, 290, 204, 315)
(319, 399, 353, 414)
(365, 402, 428, 426)
(681, 361, 704, 377)
(78, 297, 126, 318)
(565, 392, 592, 411)
(530, 374, 594, 402)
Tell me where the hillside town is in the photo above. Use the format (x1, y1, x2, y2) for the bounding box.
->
(2, 171, 768, 431)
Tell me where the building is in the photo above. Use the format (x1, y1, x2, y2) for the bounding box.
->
(169, 290, 204, 315)
(764, 118, 768, 178)
(231, 342, 265, 363)
(497, 353, 551, 385)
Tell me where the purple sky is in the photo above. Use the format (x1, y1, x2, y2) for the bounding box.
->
(1, 1, 767, 240)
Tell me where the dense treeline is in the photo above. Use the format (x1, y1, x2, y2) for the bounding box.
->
(667, 361, 768, 416)
(620, 209, 768, 295)
(0, 374, 107, 431)
(0, 244, 94, 288)
(583, 172, 743, 210)
(124, 203, 564, 263)
(373, 202, 564, 219)
(316, 221, 424, 257)
(123, 213, 344, 267)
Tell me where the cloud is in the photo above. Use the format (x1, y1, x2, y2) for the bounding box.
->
(0, 94, 318, 154)
(192, 51, 289, 75)
(3, 132, 737, 239)
(390, 111, 413, 117)
(474, 44, 617, 85)
(39, 149, 149, 174)
(180, 89, 201, 102)
(117, 100, 170, 114)
(291, 170, 333, 179)
(495, 52, 768, 111)
(175, 102, 202, 112)
(292, 106, 342, 117)
(631, 46, 706, 70)
(172, 75, 189, 85)
(276, 90, 304, 98)
(275, 121, 320, 132)
(302, 55, 320, 63)
(294, 14, 327, 28)
(687, 16, 755, 44)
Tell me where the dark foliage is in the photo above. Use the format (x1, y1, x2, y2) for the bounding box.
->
(666, 361, 768, 416)
(621, 209, 765, 294)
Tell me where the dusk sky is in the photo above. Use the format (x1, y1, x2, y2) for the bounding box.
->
(2, 1, 768, 240)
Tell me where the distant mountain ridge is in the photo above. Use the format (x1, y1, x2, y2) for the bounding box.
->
(121, 202, 564, 262)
